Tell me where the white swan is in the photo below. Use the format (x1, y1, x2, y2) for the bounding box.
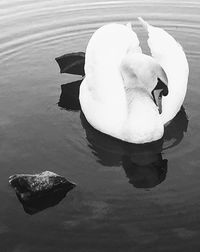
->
(79, 18, 189, 144)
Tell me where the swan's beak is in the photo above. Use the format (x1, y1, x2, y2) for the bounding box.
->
(152, 89, 163, 113)
(152, 78, 168, 114)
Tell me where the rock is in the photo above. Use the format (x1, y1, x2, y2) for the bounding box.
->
(9, 171, 76, 214)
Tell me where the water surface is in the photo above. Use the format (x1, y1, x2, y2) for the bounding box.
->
(0, 0, 200, 251)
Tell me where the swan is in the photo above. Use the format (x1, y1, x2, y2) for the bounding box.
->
(79, 18, 189, 144)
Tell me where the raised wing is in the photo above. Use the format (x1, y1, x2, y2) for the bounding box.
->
(138, 17, 189, 124)
(126, 22, 142, 54)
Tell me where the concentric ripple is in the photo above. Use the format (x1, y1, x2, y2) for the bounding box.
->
(0, 0, 199, 63)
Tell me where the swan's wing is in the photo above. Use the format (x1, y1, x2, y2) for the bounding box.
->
(84, 23, 142, 101)
(126, 22, 142, 54)
(138, 17, 189, 124)
(81, 23, 143, 139)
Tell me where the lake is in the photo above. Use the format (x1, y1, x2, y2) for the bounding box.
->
(0, 0, 200, 251)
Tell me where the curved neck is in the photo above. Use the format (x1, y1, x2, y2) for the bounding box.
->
(125, 87, 152, 108)
(122, 87, 163, 143)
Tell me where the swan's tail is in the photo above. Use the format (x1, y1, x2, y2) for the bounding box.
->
(138, 17, 151, 30)
(126, 22, 133, 30)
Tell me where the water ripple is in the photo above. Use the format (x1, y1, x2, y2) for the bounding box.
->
(0, 0, 199, 73)
(0, 0, 199, 63)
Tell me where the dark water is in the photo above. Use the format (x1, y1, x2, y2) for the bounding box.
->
(0, 0, 200, 251)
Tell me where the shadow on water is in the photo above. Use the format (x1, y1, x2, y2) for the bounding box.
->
(81, 112, 168, 189)
(58, 80, 81, 111)
(57, 78, 188, 189)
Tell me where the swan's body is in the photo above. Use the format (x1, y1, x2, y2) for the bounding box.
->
(79, 18, 189, 143)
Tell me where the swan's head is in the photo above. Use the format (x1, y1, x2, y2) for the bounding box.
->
(120, 53, 168, 113)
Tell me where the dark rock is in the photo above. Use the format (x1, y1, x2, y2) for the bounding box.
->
(9, 171, 76, 214)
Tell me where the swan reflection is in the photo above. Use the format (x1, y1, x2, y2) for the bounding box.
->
(58, 80, 188, 189)
(122, 154, 167, 188)
(81, 112, 167, 188)
(58, 80, 81, 111)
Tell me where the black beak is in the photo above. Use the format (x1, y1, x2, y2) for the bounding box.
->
(152, 78, 168, 114)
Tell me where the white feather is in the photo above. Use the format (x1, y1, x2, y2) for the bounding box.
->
(79, 19, 189, 143)
(138, 17, 189, 124)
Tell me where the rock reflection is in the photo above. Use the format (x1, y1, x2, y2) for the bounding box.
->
(17, 189, 71, 215)
(58, 79, 188, 189)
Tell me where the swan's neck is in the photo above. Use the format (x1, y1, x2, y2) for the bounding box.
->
(122, 87, 164, 143)
(125, 87, 151, 108)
